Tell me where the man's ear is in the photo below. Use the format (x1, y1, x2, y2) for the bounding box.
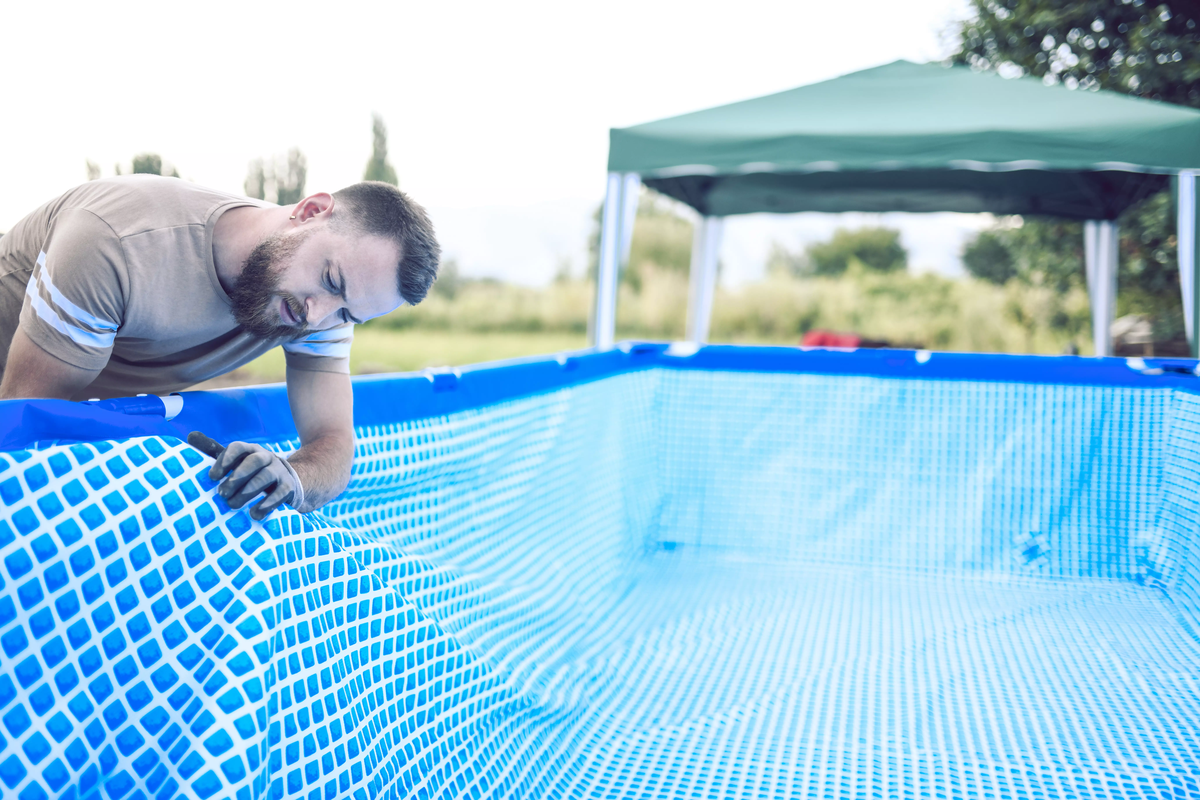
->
(290, 193, 334, 224)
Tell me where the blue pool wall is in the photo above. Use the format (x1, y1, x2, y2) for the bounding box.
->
(651, 369, 1170, 576)
(0, 373, 669, 799)
(3, 343, 1200, 626)
(1, 345, 1200, 798)
(1152, 389, 1200, 634)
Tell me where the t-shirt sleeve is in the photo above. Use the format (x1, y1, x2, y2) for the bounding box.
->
(18, 208, 126, 371)
(282, 323, 353, 374)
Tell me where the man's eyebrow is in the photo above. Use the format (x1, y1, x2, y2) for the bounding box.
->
(335, 265, 364, 324)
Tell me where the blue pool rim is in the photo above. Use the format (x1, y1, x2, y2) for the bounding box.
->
(0, 343, 1197, 452)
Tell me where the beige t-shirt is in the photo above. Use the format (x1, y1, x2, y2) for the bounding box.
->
(0, 175, 353, 400)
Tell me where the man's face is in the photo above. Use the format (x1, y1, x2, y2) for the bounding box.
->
(232, 225, 405, 338)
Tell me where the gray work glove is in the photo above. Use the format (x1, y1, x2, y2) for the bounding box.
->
(188, 432, 305, 520)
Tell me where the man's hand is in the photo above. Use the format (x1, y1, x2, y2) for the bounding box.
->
(186, 369, 352, 521)
(189, 433, 303, 521)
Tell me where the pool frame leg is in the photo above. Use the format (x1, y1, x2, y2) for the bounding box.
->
(1178, 171, 1199, 358)
(686, 216, 725, 344)
(1084, 219, 1119, 358)
(591, 172, 641, 350)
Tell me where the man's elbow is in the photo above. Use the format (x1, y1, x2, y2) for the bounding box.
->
(0, 331, 102, 401)
(333, 434, 354, 493)
(0, 377, 68, 401)
(332, 429, 355, 470)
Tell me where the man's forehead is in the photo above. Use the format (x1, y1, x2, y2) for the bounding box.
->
(328, 236, 404, 318)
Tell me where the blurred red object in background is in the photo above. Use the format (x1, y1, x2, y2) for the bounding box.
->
(802, 330, 863, 348)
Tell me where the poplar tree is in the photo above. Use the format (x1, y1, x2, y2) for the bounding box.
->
(363, 114, 399, 186)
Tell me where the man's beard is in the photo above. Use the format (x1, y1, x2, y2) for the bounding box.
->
(232, 230, 310, 339)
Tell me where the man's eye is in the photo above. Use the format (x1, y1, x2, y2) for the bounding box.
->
(340, 310, 351, 324)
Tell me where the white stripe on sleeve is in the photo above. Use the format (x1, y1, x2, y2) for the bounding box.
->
(34, 255, 119, 333)
(24, 276, 117, 348)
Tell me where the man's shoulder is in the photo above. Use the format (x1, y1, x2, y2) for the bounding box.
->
(59, 176, 267, 241)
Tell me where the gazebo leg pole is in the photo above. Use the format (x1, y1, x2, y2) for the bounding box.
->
(1083, 220, 1118, 358)
(591, 173, 640, 350)
(619, 173, 641, 268)
(685, 216, 724, 343)
(1178, 171, 1199, 358)
(592, 172, 623, 350)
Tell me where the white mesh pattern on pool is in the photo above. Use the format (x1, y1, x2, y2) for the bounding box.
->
(0, 368, 1199, 800)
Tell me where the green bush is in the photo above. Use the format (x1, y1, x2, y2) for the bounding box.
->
(708, 266, 1089, 353)
(373, 266, 1092, 355)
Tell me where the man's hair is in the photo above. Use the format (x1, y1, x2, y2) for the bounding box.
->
(331, 182, 440, 305)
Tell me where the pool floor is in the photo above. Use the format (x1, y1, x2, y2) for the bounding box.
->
(523, 555, 1200, 799)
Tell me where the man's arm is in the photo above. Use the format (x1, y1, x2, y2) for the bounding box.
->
(281, 366, 355, 510)
(211, 367, 354, 519)
(0, 328, 102, 400)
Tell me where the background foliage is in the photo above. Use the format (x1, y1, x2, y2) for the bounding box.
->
(63, 7, 1200, 386)
(955, 0, 1200, 344)
(130, 153, 179, 178)
(373, 244, 1090, 356)
(363, 114, 399, 186)
(244, 148, 308, 206)
(769, 228, 908, 277)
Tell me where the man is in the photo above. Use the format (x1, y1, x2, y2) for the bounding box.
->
(0, 174, 439, 520)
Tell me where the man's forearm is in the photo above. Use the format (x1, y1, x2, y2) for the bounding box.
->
(286, 432, 354, 513)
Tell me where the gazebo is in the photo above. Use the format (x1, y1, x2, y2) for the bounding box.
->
(592, 60, 1200, 357)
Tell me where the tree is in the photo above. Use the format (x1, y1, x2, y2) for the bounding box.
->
(131, 153, 179, 178)
(1117, 190, 1182, 336)
(364, 114, 398, 186)
(624, 197, 694, 291)
(243, 149, 307, 206)
(953, 0, 1200, 341)
(432, 258, 462, 299)
(955, 1, 1200, 101)
(804, 227, 907, 276)
(766, 242, 805, 277)
(964, 218, 1084, 289)
(85, 160, 101, 181)
(962, 230, 1017, 284)
(586, 190, 694, 291)
(275, 148, 307, 206)
(244, 158, 267, 200)
(132, 153, 162, 175)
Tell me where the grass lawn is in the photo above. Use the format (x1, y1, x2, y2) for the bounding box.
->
(193, 328, 589, 389)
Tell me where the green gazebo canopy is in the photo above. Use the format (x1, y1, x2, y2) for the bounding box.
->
(608, 60, 1200, 220)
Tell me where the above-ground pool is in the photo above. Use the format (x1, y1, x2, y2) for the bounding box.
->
(0, 344, 1199, 800)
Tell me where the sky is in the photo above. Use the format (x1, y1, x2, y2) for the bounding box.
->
(0, 0, 981, 285)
